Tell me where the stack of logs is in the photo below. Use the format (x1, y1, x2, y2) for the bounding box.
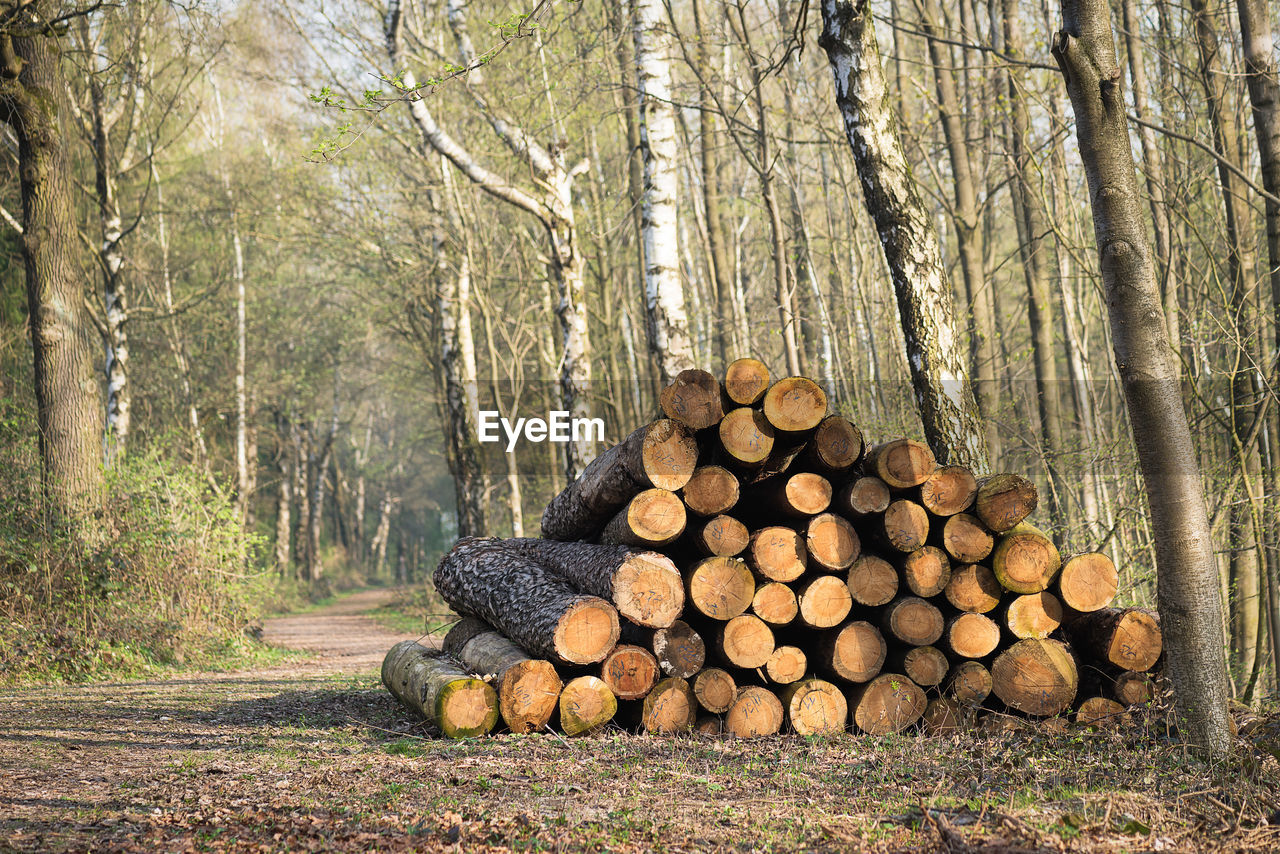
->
(382, 359, 1163, 738)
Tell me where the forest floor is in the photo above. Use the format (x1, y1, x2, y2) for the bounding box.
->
(2, 590, 1278, 853)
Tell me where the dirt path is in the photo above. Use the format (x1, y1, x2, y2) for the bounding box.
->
(259, 587, 426, 675)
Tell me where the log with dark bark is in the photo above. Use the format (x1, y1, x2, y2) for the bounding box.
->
(803, 415, 865, 475)
(849, 673, 927, 734)
(846, 554, 899, 606)
(660, 368, 724, 430)
(599, 643, 661, 701)
(715, 614, 775, 668)
(748, 526, 808, 582)
(780, 678, 848, 735)
(974, 473, 1038, 532)
(442, 617, 563, 733)
(918, 465, 978, 516)
(947, 660, 993, 706)
(991, 522, 1061, 593)
(945, 564, 1002, 613)
(558, 675, 618, 736)
(762, 376, 828, 434)
(381, 641, 499, 738)
(806, 512, 861, 570)
(820, 620, 887, 683)
(940, 514, 994, 564)
(599, 488, 687, 547)
(681, 465, 740, 516)
(901, 545, 952, 597)
(865, 439, 937, 489)
(502, 538, 684, 628)
(641, 676, 697, 733)
(1054, 552, 1118, 613)
(687, 556, 755, 620)
(886, 645, 949, 687)
(1001, 592, 1064, 640)
(751, 581, 799, 625)
(723, 357, 771, 405)
(837, 475, 891, 517)
(541, 419, 698, 541)
(718, 407, 775, 466)
(991, 638, 1078, 716)
(796, 574, 854, 629)
(942, 612, 1001, 659)
(689, 514, 750, 557)
(881, 596, 945, 646)
(725, 685, 785, 737)
(881, 499, 930, 552)
(693, 667, 737, 714)
(434, 538, 620, 665)
(1066, 607, 1162, 671)
(764, 645, 808, 684)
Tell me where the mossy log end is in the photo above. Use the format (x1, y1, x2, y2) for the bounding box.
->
(381, 641, 499, 738)
(442, 618, 562, 734)
(558, 675, 618, 736)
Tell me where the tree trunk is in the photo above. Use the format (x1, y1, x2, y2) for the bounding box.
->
(817, 0, 989, 473)
(1052, 0, 1230, 752)
(0, 8, 104, 511)
(437, 240, 486, 538)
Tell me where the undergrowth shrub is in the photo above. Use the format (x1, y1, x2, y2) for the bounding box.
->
(0, 399, 277, 683)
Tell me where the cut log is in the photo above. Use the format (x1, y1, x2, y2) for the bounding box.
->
(695, 716, 725, 735)
(690, 514, 750, 557)
(820, 620, 887, 683)
(947, 660, 993, 706)
(990, 522, 1061, 594)
(804, 415, 865, 475)
(881, 596, 945, 646)
(748, 526, 808, 582)
(751, 581, 799, 626)
(682, 465, 740, 516)
(599, 488, 687, 548)
(502, 539, 684, 629)
(692, 667, 737, 714)
(796, 573, 854, 629)
(942, 612, 1001, 659)
(1055, 553, 1118, 613)
(900, 545, 952, 597)
(944, 564, 1003, 614)
(1066, 607, 1162, 672)
(715, 613, 775, 669)
(434, 538, 620, 665)
(718, 407, 775, 466)
(780, 678, 848, 735)
(686, 556, 755, 620)
(762, 376, 828, 434)
(442, 618, 563, 734)
(1112, 670, 1156, 706)
(599, 643, 661, 701)
(641, 676, 697, 734)
(990, 638, 1078, 717)
(973, 473, 1038, 532)
(918, 465, 978, 516)
(1075, 696, 1127, 729)
(759, 471, 833, 517)
(381, 641, 499, 738)
(765, 645, 808, 684)
(541, 419, 698, 541)
(865, 439, 936, 489)
(806, 512, 861, 571)
(885, 645, 949, 687)
(881, 499, 930, 552)
(558, 675, 618, 736)
(939, 514, 994, 564)
(837, 475, 891, 517)
(725, 686, 785, 737)
(922, 697, 964, 735)
(1001, 592, 1064, 640)
(845, 554, 899, 606)
(849, 673, 926, 734)
(723, 357, 771, 405)
(651, 620, 707, 678)
(660, 368, 724, 430)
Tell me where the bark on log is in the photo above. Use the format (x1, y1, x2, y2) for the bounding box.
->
(442, 618, 563, 733)
(882, 499, 930, 552)
(748, 526, 808, 582)
(820, 620, 887, 683)
(942, 612, 1001, 659)
(849, 673, 927, 734)
(689, 514, 750, 557)
(558, 675, 618, 736)
(715, 613, 775, 668)
(901, 545, 952, 597)
(765, 645, 808, 684)
(796, 573, 854, 629)
(991, 638, 1078, 716)
(687, 556, 755, 620)
(804, 415, 865, 475)
(541, 419, 698, 541)
(846, 554, 899, 606)
(681, 465, 740, 516)
(806, 512, 861, 570)
(599, 488, 687, 548)
(991, 522, 1062, 593)
(381, 641, 499, 738)
(939, 513, 994, 564)
(723, 357, 771, 405)
(1055, 552, 1118, 613)
(1066, 607, 1162, 671)
(918, 465, 978, 516)
(947, 660, 993, 706)
(641, 676, 697, 733)
(974, 473, 1038, 532)
(780, 678, 848, 735)
(1001, 592, 1064, 639)
(718, 407, 775, 466)
(751, 580, 799, 625)
(693, 667, 737, 713)
(886, 644, 949, 687)
(865, 439, 937, 489)
(725, 685, 785, 737)
(881, 596, 945, 646)
(944, 564, 1003, 613)
(599, 643, 661, 701)
(837, 475, 891, 517)
(762, 376, 828, 434)
(434, 537, 620, 665)
(660, 368, 724, 430)
(502, 538, 684, 628)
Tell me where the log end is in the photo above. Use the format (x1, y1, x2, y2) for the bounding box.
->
(763, 376, 828, 433)
(725, 686, 785, 738)
(554, 597, 621, 665)
(991, 639, 1078, 717)
(615, 553, 685, 628)
(660, 369, 725, 431)
(641, 419, 701, 491)
(559, 675, 618, 737)
(723, 357, 771, 405)
(437, 678, 501, 739)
